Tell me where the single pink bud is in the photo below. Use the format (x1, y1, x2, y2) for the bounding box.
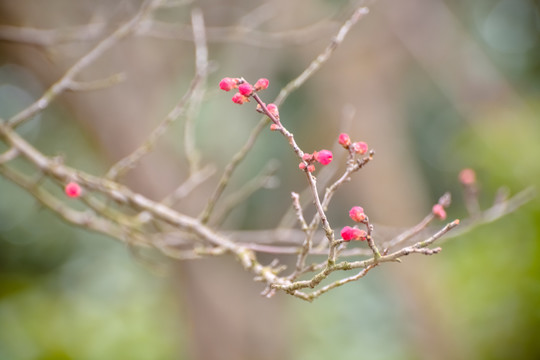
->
(307, 164, 316, 173)
(357, 229, 368, 241)
(238, 82, 253, 96)
(302, 153, 312, 161)
(65, 182, 82, 198)
(299, 162, 307, 170)
(352, 141, 368, 155)
(341, 226, 367, 241)
(315, 149, 333, 165)
(219, 77, 236, 91)
(432, 204, 447, 220)
(254, 78, 269, 91)
(338, 133, 351, 147)
(270, 123, 280, 131)
(266, 103, 279, 118)
(349, 206, 366, 222)
(232, 93, 248, 104)
(459, 168, 476, 186)
(341, 226, 355, 241)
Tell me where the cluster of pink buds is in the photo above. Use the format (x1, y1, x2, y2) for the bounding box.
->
(65, 181, 82, 198)
(338, 132, 368, 155)
(299, 149, 333, 172)
(341, 205, 368, 241)
(219, 77, 270, 106)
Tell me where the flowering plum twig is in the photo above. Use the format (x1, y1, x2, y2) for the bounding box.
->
(199, 4, 369, 225)
(0, 2, 534, 302)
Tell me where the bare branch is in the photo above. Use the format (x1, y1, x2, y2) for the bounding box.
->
(7, 0, 165, 128)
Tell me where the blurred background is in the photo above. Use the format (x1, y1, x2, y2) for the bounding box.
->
(1, 0, 539, 359)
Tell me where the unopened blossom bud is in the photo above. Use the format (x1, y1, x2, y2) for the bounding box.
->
(299, 162, 307, 170)
(432, 204, 447, 220)
(302, 153, 312, 161)
(65, 182, 82, 198)
(341, 226, 367, 241)
(315, 149, 333, 165)
(254, 78, 269, 91)
(307, 164, 315, 173)
(232, 93, 248, 104)
(238, 82, 253, 96)
(270, 123, 280, 131)
(352, 141, 368, 155)
(266, 103, 279, 118)
(459, 168, 476, 186)
(219, 77, 237, 91)
(338, 133, 351, 147)
(349, 206, 366, 222)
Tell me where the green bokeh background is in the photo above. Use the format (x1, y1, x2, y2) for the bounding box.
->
(1, 0, 540, 359)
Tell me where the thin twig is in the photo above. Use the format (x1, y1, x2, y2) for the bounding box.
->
(212, 160, 279, 225)
(7, 0, 164, 128)
(183, 8, 209, 174)
(160, 164, 216, 207)
(105, 73, 201, 180)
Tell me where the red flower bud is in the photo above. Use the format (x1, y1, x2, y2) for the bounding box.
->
(349, 206, 366, 222)
(65, 182, 82, 198)
(307, 164, 316, 173)
(352, 141, 368, 155)
(338, 133, 351, 147)
(254, 78, 269, 91)
(459, 168, 476, 185)
(232, 93, 248, 104)
(266, 103, 279, 118)
(238, 82, 253, 96)
(314, 149, 333, 165)
(219, 77, 236, 91)
(432, 204, 447, 220)
(341, 226, 367, 241)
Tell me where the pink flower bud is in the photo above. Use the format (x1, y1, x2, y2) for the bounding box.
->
(315, 149, 333, 165)
(432, 204, 447, 220)
(238, 82, 253, 96)
(338, 133, 351, 147)
(270, 123, 280, 131)
(254, 78, 269, 91)
(356, 229, 368, 241)
(307, 164, 316, 173)
(459, 168, 476, 185)
(219, 77, 236, 91)
(352, 141, 368, 155)
(349, 206, 366, 222)
(302, 153, 312, 161)
(299, 162, 306, 170)
(65, 182, 82, 198)
(266, 103, 279, 118)
(232, 93, 248, 104)
(341, 226, 355, 241)
(341, 226, 367, 241)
